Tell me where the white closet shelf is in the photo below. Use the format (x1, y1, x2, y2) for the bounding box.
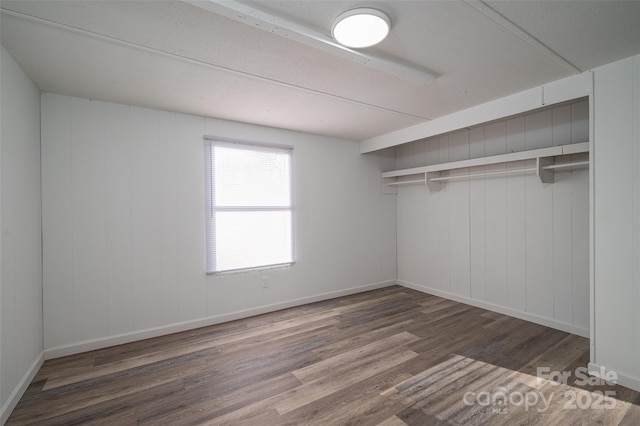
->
(382, 141, 589, 189)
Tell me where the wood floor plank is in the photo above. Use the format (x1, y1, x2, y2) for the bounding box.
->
(7, 286, 640, 425)
(431, 363, 516, 422)
(215, 317, 338, 354)
(514, 333, 588, 387)
(91, 320, 248, 366)
(184, 342, 322, 395)
(410, 362, 500, 414)
(333, 292, 414, 313)
(42, 340, 220, 390)
(336, 309, 425, 336)
(9, 354, 208, 423)
(376, 415, 410, 426)
(396, 404, 457, 426)
(619, 396, 640, 425)
(312, 319, 416, 360)
(276, 347, 418, 414)
(242, 299, 339, 329)
(419, 300, 465, 315)
(136, 372, 302, 425)
(204, 309, 342, 348)
(23, 379, 184, 426)
(293, 332, 419, 383)
(417, 295, 450, 307)
(279, 366, 415, 426)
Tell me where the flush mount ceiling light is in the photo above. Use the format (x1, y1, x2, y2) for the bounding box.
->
(332, 8, 390, 48)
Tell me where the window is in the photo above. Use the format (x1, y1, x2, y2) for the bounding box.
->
(204, 138, 295, 274)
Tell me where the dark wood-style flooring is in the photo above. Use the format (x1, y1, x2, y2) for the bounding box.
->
(7, 286, 640, 425)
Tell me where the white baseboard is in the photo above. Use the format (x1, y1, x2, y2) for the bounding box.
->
(589, 362, 640, 393)
(398, 280, 589, 338)
(1, 351, 44, 425)
(44, 280, 396, 360)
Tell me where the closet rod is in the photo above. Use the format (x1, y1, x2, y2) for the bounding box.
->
(386, 178, 426, 186)
(541, 161, 590, 170)
(429, 167, 537, 182)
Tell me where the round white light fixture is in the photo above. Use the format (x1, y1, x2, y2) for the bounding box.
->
(332, 8, 390, 49)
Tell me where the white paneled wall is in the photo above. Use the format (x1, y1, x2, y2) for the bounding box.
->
(41, 94, 397, 356)
(395, 101, 590, 336)
(590, 54, 640, 392)
(0, 47, 43, 423)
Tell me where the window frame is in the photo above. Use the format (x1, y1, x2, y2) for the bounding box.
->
(204, 137, 295, 275)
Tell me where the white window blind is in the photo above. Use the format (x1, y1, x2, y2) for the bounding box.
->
(205, 139, 295, 274)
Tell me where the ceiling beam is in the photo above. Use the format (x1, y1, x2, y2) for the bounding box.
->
(183, 0, 437, 87)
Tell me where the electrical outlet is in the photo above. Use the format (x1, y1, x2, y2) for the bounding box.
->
(261, 276, 269, 288)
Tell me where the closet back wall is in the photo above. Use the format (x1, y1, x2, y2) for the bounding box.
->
(41, 93, 397, 356)
(395, 100, 589, 336)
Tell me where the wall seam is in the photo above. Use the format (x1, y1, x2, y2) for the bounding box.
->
(39, 94, 45, 353)
(69, 96, 76, 345)
(631, 56, 640, 375)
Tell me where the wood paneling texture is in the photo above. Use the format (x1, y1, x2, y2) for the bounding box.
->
(593, 55, 640, 386)
(1, 46, 43, 417)
(40, 94, 397, 353)
(41, 95, 74, 349)
(396, 101, 590, 334)
(7, 287, 640, 425)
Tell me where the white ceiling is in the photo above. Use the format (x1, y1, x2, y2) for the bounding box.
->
(1, 0, 640, 143)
